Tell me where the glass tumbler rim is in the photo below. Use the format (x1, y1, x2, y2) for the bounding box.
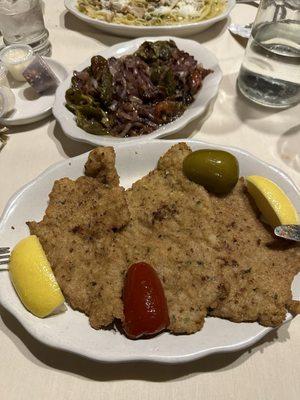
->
(0, 61, 7, 79)
(0, 0, 39, 15)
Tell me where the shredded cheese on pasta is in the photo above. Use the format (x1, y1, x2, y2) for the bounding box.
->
(77, 0, 227, 26)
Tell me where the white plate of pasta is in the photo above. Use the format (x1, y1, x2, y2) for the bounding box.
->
(64, 0, 236, 37)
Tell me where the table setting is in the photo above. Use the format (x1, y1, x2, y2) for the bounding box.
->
(0, 1, 299, 399)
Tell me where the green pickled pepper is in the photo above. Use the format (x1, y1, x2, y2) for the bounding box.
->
(183, 149, 239, 195)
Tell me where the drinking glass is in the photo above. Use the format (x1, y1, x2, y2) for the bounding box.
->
(0, 0, 51, 56)
(237, 0, 300, 108)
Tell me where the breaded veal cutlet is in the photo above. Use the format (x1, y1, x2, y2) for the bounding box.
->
(28, 143, 300, 334)
(209, 180, 300, 326)
(105, 143, 228, 334)
(28, 147, 130, 329)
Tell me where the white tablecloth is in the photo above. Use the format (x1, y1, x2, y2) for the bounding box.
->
(0, 2, 299, 399)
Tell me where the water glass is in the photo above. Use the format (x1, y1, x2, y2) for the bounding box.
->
(237, 0, 300, 108)
(0, 0, 51, 56)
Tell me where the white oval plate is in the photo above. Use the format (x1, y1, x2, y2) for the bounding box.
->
(53, 37, 222, 146)
(64, 0, 236, 37)
(0, 139, 299, 364)
(0, 58, 68, 126)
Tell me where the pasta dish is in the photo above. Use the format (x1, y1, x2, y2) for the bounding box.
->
(77, 0, 227, 26)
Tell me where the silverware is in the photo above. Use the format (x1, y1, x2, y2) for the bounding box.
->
(0, 127, 8, 152)
(229, 0, 259, 38)
(274, 225, 300, 242)
(0, 247, 10, 268)
(236, 0, 259, 7)
(228, 22, 253, 38)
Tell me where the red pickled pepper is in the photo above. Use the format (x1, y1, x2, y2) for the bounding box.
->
(123, 262, 170, 339)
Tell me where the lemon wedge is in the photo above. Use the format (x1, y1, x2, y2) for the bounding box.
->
(9, 235, 65, 318)
(246, 175, 299, 228)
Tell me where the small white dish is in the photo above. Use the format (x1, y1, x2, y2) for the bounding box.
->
(0, 58, 68, 126)
(0, 139, 299, 364)
(64, 0, 236, 37)
(53, 37, 222, 146)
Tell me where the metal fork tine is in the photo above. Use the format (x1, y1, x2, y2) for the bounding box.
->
(0, 260, 9, 265)
(0, 247, 10, 254)
(0, 254, 10, 260)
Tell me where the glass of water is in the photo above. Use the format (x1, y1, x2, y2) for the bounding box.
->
(237, 0, 300, 108)
(0, 0, 50, 56)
